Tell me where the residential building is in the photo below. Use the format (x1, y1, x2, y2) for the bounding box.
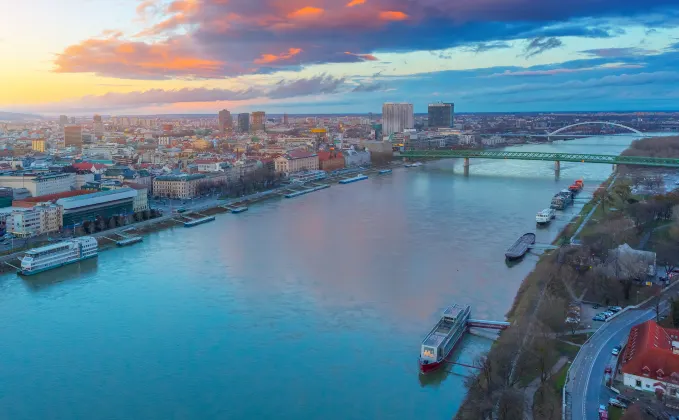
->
(238, 113, 250, 133)
(252, 111, 266, 132)
(194, 159, 227, 172)
(10, 204, 63, 238)
(0, 173, 75, 197)
(218, 109, 232, 133)
(343, 148, 371, 167)
(32, 139, 46, 153)
(122, 182, 149, 212)
(382, 103, 414, 136)
(64, 125, 83, 148)
(274, 150, 319, 174)
(318, 151, 345, 172)
(428, 102, 454, 128)
(57, 188, 137, 228)
(621, 320, 679, 398)
(153, 174, 206, 199)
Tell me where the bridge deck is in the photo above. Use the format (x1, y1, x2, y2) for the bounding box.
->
(398, 150, 679, 167)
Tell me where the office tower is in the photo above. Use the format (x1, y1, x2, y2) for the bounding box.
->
(283, 113, 289, 125)
(251, 111, 266, 132)
(382, 103, 414, 136)
(428, 102, 454, 128)
(218, 109, 232, 133)
(64, 125, 83, 148)
(238, 113, 250, 133)
(93, 114, 104, 138)
(59, 115, 68, 127)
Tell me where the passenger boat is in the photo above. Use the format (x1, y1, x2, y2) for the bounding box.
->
(404, 162, 423, 168)
(505, 233, 536, 260)
(419, 304, 471, 374)
(536, 208, 556, 225)
(19, 237, 98, 275)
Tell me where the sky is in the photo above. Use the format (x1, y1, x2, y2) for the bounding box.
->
(1, 0, 679, 115)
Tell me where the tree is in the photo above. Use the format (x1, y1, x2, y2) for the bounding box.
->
(497, 389, 524, 420)
(594, 188, 615, 214)
(108, 217, 116, 230)
(655, 240, 679, 281)
(613, 183, 632, 205)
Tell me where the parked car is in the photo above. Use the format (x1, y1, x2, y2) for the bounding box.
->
(612, 345, 622, 356)
(593, 315, 607, 322)
(593, 303, 601, 309)
(604, 366, 612, 374)
(602, 311, 615, 317)
(608, 398, 627, 408)
(608, 306, 622, 313)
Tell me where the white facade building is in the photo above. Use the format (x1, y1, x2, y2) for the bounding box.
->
(382, 103, 414, 137)
(0, 173, 75, 197)
(343, 149, 371, 167)
(10, 204, 63, 238)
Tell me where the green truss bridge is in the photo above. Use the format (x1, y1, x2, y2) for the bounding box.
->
(397, 150, 679, 170)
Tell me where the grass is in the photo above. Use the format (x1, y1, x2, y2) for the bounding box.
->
(555, 341, 581, 359)
(552, 364, 569, 392)
(560, 333, 592, 345)
(608, 406, 624, 420)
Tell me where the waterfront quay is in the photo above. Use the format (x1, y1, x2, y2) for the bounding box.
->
(0, 136, 639, 419)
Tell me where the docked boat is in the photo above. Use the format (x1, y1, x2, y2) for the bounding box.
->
(550, 190, 574, 210)
(536, 208, 556, 225)
(404, 162, 423, 168)
(568, 179, 584, 193)
(505, 233, 536, 260)
(419, 304, 471, 374)
(378, 169, 392, 174)
(338, 174, 368, 184)
(19, 237, 98, 275)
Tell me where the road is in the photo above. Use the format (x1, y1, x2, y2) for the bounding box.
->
(568, 305, 666, 419)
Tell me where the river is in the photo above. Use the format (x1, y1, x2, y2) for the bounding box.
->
(0, 135, 641, 419)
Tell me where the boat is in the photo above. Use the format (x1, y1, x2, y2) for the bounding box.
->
(405, 162, 423, 168)
(550, 190, 574, 210)
(419, 304, 471, 374)
(19, 237, 98, 275)
(378, 169, 392, 174)
(229, 206, 249, 213)
(284, 184, 330, 198)
(536, 208, 556, 225)
(568, 179, 584, 193)
(505, 233, 536, 260)
(184, 216, 216, 227)
(116, 236, 143, 247)
(338, 174, 368, 184)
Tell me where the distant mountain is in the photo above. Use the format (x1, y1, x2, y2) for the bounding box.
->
(0, 111, 43, 121)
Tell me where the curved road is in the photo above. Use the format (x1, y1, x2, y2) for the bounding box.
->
(568, 305, 666, 419)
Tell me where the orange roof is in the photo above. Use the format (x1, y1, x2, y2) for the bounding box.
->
(12, 190, 93, 207)
(621, 320, 679, 385)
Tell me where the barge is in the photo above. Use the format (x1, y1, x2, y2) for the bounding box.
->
(116, 236, 143, 247)
(338, 174, 368, 184)
(505, 233, 536, 260)
(184, 216, 216, 227)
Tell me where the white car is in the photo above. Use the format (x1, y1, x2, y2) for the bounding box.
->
(608, 398, 627, 408)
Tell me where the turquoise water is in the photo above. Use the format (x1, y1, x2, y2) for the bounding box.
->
(0, 136, 638, 419)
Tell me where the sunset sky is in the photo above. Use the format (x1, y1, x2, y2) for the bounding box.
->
(1, 0, 678, 115)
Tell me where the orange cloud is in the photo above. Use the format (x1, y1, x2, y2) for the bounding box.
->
(378, 10, 409, 21)
(254, 48, 303, 64)
(168, 0, 198, 13)
(287, 6, 324, 18)
(346, 0, 365, 6)
(344, 51, 379, 61)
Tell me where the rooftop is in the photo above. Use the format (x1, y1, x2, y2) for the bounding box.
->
(57, 187, 134, 203)
(155, 174, 206, 182)
(621, 320, 679, 384)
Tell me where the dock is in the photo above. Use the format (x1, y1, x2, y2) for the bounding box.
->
(116, 236, 143, 247)
(505, 233, 536, 260)
(285, 184, 330, 198)
(183, 215, 216, 227)
(338, 174, 368, 184)
(223, 205, 249, 213)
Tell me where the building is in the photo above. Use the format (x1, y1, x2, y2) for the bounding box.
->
(382, 103, 414, 137)
(57, 188, 137, 228)
(0, 172, 75, 197)
(318, 151, 345, 172)
(93, 114, 104, 138)
(283, 113, 289, 125)
(252, 111, 266, 132)
(122, 182, 149, 212)
(238, 113, 250, 133)
(153, 174, 206, 199)
(32, 139, 46, 153)
(218, 109, 232, 133)
(64, 125, 83, 148)
(9, 204, 63, 238)
(428, 102, 454, 128)
(274, 150, 319, 174)
(59, 115, 68, 127)
(343, 148, 371, 167)
(621, 320, 679, 398)
(12, 190, 93, 208)
(194, 159, 228, 172)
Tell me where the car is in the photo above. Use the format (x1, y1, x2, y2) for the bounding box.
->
(599, 404, 607, 413)
(593, 315, 606, 321)
(612, 345, 622, 356)
(608, 306, 622, 313)
(608, 398, 627, 408)
(604, 365, 612, 374)
(593, 303, 601, 309)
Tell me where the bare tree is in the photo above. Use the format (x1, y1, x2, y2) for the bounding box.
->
(497, 389, 524, 420)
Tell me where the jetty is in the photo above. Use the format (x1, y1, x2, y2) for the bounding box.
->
(285, 184, 330, 198)
(183, 212, 216, 227)
(505, 233, 536, 260)
(338, 174, 368, 184)
(223, 204, 249, 213)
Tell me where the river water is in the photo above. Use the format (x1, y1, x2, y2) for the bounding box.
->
(0, 136, 639, 419)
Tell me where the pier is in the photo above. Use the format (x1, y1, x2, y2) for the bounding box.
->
(467, 319, 510, 330)
(223, 204, 249, 213)
(284, 184, 330, 198)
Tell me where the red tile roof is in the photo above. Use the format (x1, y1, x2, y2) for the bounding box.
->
(73, 162, 107, 170)
(621, 320, 679, 384)
(317, 151, 343, 161)
(287, 149, 316, 159)
(13, 190, 93, 207)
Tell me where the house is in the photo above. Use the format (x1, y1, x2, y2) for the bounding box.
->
(274, 150, 319, 174)
(318, 151, 345, 172)
(605, 243, 657, 282)
(621, 320, 679, 399)
(343, 148, 371, 167)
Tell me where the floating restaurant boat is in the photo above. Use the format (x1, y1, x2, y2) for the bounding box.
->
(404, 162, 423, 168)
(535, 208, 556, 225)
(19, 237, 98, 275)
(419, 304, 471, 374)
(504, 233, 536, 260)
(184, 216, 215, 227)
(338, 174, 368, 184)
(116, 236, 143, 247)
(378, 169, 392, 174)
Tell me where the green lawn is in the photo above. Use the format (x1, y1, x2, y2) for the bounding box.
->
(608, 406, 624, 420)
(552, 364, 569, 392)
(555, 341, 581, 358)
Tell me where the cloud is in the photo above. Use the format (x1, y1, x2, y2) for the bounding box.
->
(462, 41, 512, 54)
(344, 51, 379, 61)
(351, 81, 388, 92)
(488, 62, 644, 77)
(254, 48, 302, 64)
(580, 47, 657, 57)
(53, 0, 679, 79)
(522, 37, 563, 58)
(267, 74, 346, 99)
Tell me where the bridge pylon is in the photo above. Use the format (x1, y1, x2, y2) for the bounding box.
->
(555, 160, 561, 172)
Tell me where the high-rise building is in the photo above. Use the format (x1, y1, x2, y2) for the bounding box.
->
(64, 125, 83, 148)
(251, 111, 266, 132)
(283, 113, 289, 125)
(59, 115, 68, 127)
(218, 109, 232, 133)
(238, 113, 250, 133)
(93, 114, 104, 138)
(32, 139, 46, 153)
(428, 102, 454, 129)
(382, 103, 414, 137)
(70, 117, 76, 124)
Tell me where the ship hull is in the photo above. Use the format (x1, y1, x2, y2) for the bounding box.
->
(19, 254, 98, 276)
(418, 326, 467, 374)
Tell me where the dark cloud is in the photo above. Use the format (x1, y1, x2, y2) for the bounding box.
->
(462, 41, 512, 54)
(267, 75, 346, 99)
(581, 47, 656, 57)
(522, 37, 563, 58)
(52, 0, 679, 79)
(352, 82, 388, 92)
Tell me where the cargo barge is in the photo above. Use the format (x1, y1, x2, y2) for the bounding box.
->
(505, 233, 536, 260)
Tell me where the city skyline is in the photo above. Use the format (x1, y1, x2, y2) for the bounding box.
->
(2, 0, 679, 115)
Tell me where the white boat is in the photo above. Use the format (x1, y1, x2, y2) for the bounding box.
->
(536, 208, 556, 224)
(405, 162, 423, 168)
(19, 237, 98, 275)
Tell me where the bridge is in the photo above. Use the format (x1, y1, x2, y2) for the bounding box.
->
(398, 150, 679, 171)
(480, 121, 644, 138)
